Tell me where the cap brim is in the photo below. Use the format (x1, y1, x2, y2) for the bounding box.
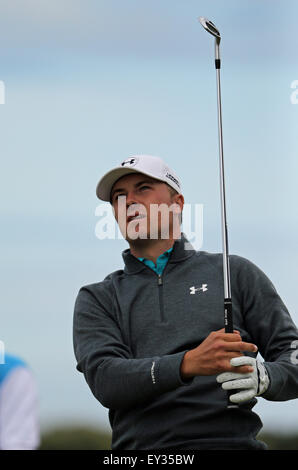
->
(96, 167, 153, 201)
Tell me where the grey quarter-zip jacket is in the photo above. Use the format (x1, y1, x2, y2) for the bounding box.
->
(73, 233, 298, 450)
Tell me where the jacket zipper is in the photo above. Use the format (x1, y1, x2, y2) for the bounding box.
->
(157, 274, 165, 323)
(135, 257, 168, 323)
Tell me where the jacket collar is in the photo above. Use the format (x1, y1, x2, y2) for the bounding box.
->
(122, 232, 196, 274)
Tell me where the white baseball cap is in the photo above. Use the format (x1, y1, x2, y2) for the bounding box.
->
(96, 154, 182, 202)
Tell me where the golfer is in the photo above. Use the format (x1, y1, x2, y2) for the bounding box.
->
(73, 154, 298, 450)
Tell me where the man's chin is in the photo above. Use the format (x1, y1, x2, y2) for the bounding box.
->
(125, 233, 152, 244)
(124, 232, 173, 245)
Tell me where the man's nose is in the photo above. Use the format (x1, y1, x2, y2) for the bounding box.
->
(126, 191, 138, 206)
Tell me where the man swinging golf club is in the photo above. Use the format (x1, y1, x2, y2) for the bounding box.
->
(73, 153, 298, 450)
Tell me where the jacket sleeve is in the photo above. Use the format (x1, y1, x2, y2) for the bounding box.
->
(232, 255, 298, 402)
(73, 284, 193, 411)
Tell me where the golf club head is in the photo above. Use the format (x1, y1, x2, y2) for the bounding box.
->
(198, 17, 221, 41)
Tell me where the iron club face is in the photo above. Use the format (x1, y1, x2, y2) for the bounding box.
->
(198, 17, 221, 41)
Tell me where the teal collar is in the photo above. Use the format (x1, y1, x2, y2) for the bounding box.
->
(122, 233, 196, 275)
(137, 247, 173, 276)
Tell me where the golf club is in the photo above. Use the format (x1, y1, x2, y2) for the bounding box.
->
(198, 16, 237, 409)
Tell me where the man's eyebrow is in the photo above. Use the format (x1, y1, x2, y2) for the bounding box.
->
(135, 179, 157, 188)
(111, 179, 157, 199)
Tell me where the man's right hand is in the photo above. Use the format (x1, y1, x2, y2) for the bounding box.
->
(180, 328, 258, 379)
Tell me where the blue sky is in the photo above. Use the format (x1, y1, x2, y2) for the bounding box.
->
(0, 0, 298, 433)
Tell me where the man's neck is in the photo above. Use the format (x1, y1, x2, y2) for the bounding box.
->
(129, 237, 178, 265)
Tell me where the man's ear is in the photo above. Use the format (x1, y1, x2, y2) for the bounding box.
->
(172, 193, 184, 226)
(175, 193, 184, 212)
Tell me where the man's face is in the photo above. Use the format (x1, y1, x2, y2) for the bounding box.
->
(110, 173, 183, 242)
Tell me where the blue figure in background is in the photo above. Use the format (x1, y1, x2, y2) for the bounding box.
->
(0, 353, 40, 449)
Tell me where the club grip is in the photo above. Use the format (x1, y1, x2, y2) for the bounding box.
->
(224, 298, 239, 408)
(224, 298, 233, 333)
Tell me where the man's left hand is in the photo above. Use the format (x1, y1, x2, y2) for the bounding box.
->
(216, 356, 270, 404)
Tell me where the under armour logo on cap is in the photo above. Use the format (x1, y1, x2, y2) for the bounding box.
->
(121, 158, 138, 167)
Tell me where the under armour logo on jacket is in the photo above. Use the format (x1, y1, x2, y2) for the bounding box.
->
(189, 284, 208, 294)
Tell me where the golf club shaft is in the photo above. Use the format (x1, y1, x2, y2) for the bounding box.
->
(214, 52, 233, 333)
(214, 39, 238, 409)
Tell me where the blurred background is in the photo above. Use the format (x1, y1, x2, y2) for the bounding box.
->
(0, 0, 297, 449)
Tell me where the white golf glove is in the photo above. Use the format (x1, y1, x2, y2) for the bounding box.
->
(216, 356, 270, 404)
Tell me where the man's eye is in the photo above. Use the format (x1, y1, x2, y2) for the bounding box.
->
(113, 194, 125, 202)
(140, 186, 150, 190)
